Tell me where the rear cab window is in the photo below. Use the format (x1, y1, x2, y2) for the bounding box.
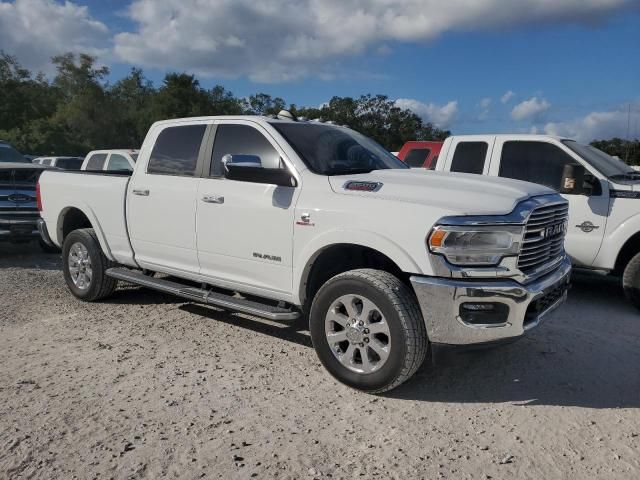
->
(404, 148, 431, 168)
(147, 125, 207, 176)
(85, 153, 108, 170)
(450, 142, 488, 174)
(107, 154, 133, 171)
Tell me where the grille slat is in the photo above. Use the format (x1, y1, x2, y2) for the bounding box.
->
(517, 203, 568, 274)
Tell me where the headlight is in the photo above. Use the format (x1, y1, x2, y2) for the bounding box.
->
(428, 225, 523, 266)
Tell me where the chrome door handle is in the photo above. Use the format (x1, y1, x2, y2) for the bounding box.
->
(132, 188, 149, 196)
(202, 195, 224, 204)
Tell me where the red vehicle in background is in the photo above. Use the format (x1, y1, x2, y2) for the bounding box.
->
(396, 141, 444, 169)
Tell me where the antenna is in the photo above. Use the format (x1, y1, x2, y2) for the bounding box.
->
(625, 103, 631, 163)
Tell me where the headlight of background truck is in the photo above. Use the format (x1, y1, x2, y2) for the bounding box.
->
(427, 225, 523, 266)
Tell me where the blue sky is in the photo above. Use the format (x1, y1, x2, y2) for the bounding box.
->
(1, 0, 639, 141)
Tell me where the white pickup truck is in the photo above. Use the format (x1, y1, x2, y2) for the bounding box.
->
(37, 115, 571, 392)
(434, 134, 640, 309)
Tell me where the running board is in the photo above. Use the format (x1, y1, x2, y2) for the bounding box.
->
(106, 268, 300, 321)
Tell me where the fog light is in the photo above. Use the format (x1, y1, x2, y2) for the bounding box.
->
(459, 302, 509, 325)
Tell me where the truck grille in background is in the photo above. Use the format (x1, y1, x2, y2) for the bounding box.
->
(518, 203, 568, 274)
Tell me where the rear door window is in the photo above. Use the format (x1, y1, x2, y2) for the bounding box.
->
(147, 125, 207, 176)
(404, 148, 431, 168)
(499, 141, 576, 191)
(450, 142, 488, 174)
(210, 124, 280, 177)
(85, 153, 107, 170)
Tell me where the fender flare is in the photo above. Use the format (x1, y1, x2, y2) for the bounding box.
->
(56, 202, 116, 261)
(294, 229, 423, 305)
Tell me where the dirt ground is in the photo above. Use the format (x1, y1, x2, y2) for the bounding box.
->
(1, 243, 639, 480)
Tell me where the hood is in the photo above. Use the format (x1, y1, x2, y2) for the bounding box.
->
(328, 169, 554, 216)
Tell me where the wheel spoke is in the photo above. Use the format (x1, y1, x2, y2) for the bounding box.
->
(327, 310, 349, 327)
(343, 297, 358, 318)
(326, 330, 348, 343)
(369, 338, 390, 363)
(359, 298, 377, 322)
(368, 319, 390, 335)
(359, 347, 373, 372)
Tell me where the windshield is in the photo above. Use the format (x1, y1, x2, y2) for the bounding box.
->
(0, 143, 28, 163)
(562, 140, 634, 178)
(270, 122, 408, 175)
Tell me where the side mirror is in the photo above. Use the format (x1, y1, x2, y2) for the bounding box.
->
(223, 154, 297, 187)
(560, 163, 586, 195)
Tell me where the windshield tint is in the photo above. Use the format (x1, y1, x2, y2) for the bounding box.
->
(270, 122, 408, 175)
(562, 140, 634, 177)
(0, 144, 28, 163)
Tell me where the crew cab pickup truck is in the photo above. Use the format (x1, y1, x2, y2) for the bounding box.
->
(38, 115, 571, 392)
(433, 134, 640, 309)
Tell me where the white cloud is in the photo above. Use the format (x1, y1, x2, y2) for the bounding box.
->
(544, 102, 640, 142)
(112, 0, 634, 82)
(395, 98, 458, 128)
(501, 90, 515, 104)
(479, 97, 492, 109)
(0, 0, 110, 73)
(511, 96, 551, 121)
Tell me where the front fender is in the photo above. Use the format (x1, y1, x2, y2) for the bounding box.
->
(293, 228, 424, 305)
(593, 212, 640, 270)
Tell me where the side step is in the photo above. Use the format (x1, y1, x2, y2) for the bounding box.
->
(106, 268, 300, 321)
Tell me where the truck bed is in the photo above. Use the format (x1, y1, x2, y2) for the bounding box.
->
(38, 169, 135, 265)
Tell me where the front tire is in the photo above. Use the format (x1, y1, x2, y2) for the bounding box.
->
(62, 228, 117, 301)
(622, 251, 640, 310)
(309, 269, 428, 393)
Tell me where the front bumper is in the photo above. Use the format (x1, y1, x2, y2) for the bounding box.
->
(0, 217, 40, 242)
(410, 255, 571, 346)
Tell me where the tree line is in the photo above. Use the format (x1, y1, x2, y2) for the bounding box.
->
(1, 51, 637, 164)
(0, 51, 448, 156)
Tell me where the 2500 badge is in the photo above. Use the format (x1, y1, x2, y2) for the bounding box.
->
(253, 252, 282, 262)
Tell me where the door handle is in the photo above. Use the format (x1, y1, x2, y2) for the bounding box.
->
(202, 195, 224, 204)
(132, 188, 150, 196)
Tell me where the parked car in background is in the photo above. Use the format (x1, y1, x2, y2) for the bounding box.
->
(396, 141, 443, 169)
(0, 162, 58, 252)
(0, 141, 29, 163)
(433, 133, 640, 309)
(81, 149, 138, 172)
(38, 113, 571, 392)
(33, 156, 84, 170)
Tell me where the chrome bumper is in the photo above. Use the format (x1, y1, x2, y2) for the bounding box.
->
(410, 255, 571, 345)
(37, 218, 56, 247)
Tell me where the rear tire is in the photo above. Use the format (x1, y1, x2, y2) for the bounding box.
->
(622, 251, 640, 310)
(62, 228, 117, 301)
(309, 269, 428, 393)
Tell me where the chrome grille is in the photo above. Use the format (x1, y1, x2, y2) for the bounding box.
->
(518, 202, 568, 274)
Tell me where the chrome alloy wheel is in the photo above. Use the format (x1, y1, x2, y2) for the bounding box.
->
(325, 294, 391, 374)
(68, 242, 92, 290)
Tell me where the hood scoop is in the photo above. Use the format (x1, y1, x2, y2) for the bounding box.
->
(343, 180, 383, 192)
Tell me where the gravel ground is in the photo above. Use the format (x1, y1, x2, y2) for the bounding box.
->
(1, 242, 639, 480)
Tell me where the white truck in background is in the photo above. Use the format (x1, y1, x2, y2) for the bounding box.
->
(37, 115, 571, 392)
(434, 134, 640, 309)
